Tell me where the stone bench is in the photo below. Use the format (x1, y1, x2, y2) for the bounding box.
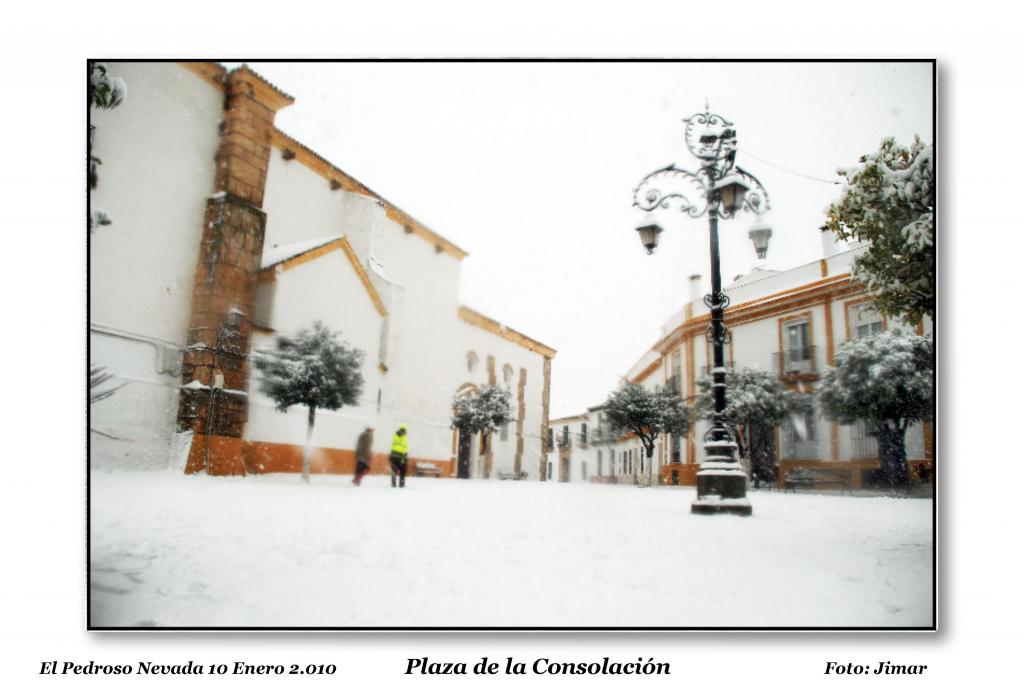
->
(497, 470, 528, 480)
(414, 462, 442, 478)
(783, 468, 852, 493)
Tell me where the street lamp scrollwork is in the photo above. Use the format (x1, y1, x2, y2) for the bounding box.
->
(632, 105, 773, 516)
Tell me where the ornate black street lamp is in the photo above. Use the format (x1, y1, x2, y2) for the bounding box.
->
(632, 106, 771, 516)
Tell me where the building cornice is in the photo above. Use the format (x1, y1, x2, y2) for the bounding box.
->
(550, 414, 588, 424)
(653, 274, 862, 354)
(227, 65, 295, 112)
(180, 61, 227, 89)
(270, 129, 469, 261)
(177, 62, 468, 262)
(458, 306, 556, 359)
(629, 357, 663, 384)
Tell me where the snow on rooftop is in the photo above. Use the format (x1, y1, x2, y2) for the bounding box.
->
(726, 267, 779, 289)
(261, 235, 341, 269)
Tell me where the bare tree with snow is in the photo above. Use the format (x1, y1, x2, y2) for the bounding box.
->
(818, 329, 933, 489)
(254, 322, 364, 483)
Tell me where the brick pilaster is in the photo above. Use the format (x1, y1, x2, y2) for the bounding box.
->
(540, 356, 551, 481)
(484, 355, 496, 478)
(686, 334, 697, 464)
(178, 66, 293, 475)
(514, 367, 526, 475)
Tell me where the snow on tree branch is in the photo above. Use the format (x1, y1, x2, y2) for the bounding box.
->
(818, 329, 933, 489)
(602, 382, 691, 456)
(451, 385, 513, 434)
(89, 62, 128, 110)
(253, 321, 364, 413)
(89, 62, 128, 231)
(695, 367, 807, 428)
(818, 329, 933, 429)
(824, 136, 934, 324)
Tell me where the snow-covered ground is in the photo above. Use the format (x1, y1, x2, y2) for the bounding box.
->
(89, 471, 933, 628)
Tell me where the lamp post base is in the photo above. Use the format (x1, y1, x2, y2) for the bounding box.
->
(691, 464, 753, 516)
(691, 498, 753, 516)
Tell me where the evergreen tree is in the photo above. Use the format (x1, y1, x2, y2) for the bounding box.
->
(818, 330, 933, 489)
(254, 322, 364, 483)
(823, 136, 934, 323)
(89, 366, 124, 404)
(451, 385, 513, 435)
(89, 62, 128, 110)
(696, 367, 807, 484)
(603, 382, 691, 482)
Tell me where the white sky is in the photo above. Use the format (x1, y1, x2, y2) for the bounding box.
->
(8, 0, 1024, 679)
(224, 61, 933, 418)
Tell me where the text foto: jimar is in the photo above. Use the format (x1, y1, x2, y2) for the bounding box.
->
(826, 661, 927, 675)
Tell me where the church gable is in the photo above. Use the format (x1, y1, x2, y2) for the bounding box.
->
(259, 235, 388, 319)
(255, 237, 387, 360)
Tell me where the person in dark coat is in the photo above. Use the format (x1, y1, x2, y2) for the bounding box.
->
(390, 424, 409, 488)
(353, 426, 374, 486)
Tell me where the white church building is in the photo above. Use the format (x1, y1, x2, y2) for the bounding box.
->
(89, 62, 555, 480)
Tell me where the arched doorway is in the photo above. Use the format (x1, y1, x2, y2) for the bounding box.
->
(454, 383, 478, 480)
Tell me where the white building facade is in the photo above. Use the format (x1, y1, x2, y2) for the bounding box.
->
(90, 62, 554, 479)
(556, 234, 933, 489)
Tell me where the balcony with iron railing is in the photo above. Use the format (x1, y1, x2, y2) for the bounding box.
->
(780, 438, 819, 460)
(591, 424, 620, 445)
(849, 422, 879, 459)
(773, 345, 818, 378)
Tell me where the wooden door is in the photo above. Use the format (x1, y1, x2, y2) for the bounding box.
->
(457, 426, 472, 479)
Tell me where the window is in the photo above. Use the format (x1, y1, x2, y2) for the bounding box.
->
(784, 319, 810, 358)
(670, 433, 682, 462)
(546, 427, 554, 450)
(670, 350, 682, 394)
(582, 462, 588, 481)
(466, 351, 478, 372)
(849, 302, 884, 339)
(500, 421, 509, 442)
(561, 425, 570, 447)
(580, 422, 588, 447)
(502, 364, 514, 385)
(778, 316, 814, 375)
(597, 450, 603, 475)
(781, 401, 818, 459)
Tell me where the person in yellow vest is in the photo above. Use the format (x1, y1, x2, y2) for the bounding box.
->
(389, 424, 409, 488)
